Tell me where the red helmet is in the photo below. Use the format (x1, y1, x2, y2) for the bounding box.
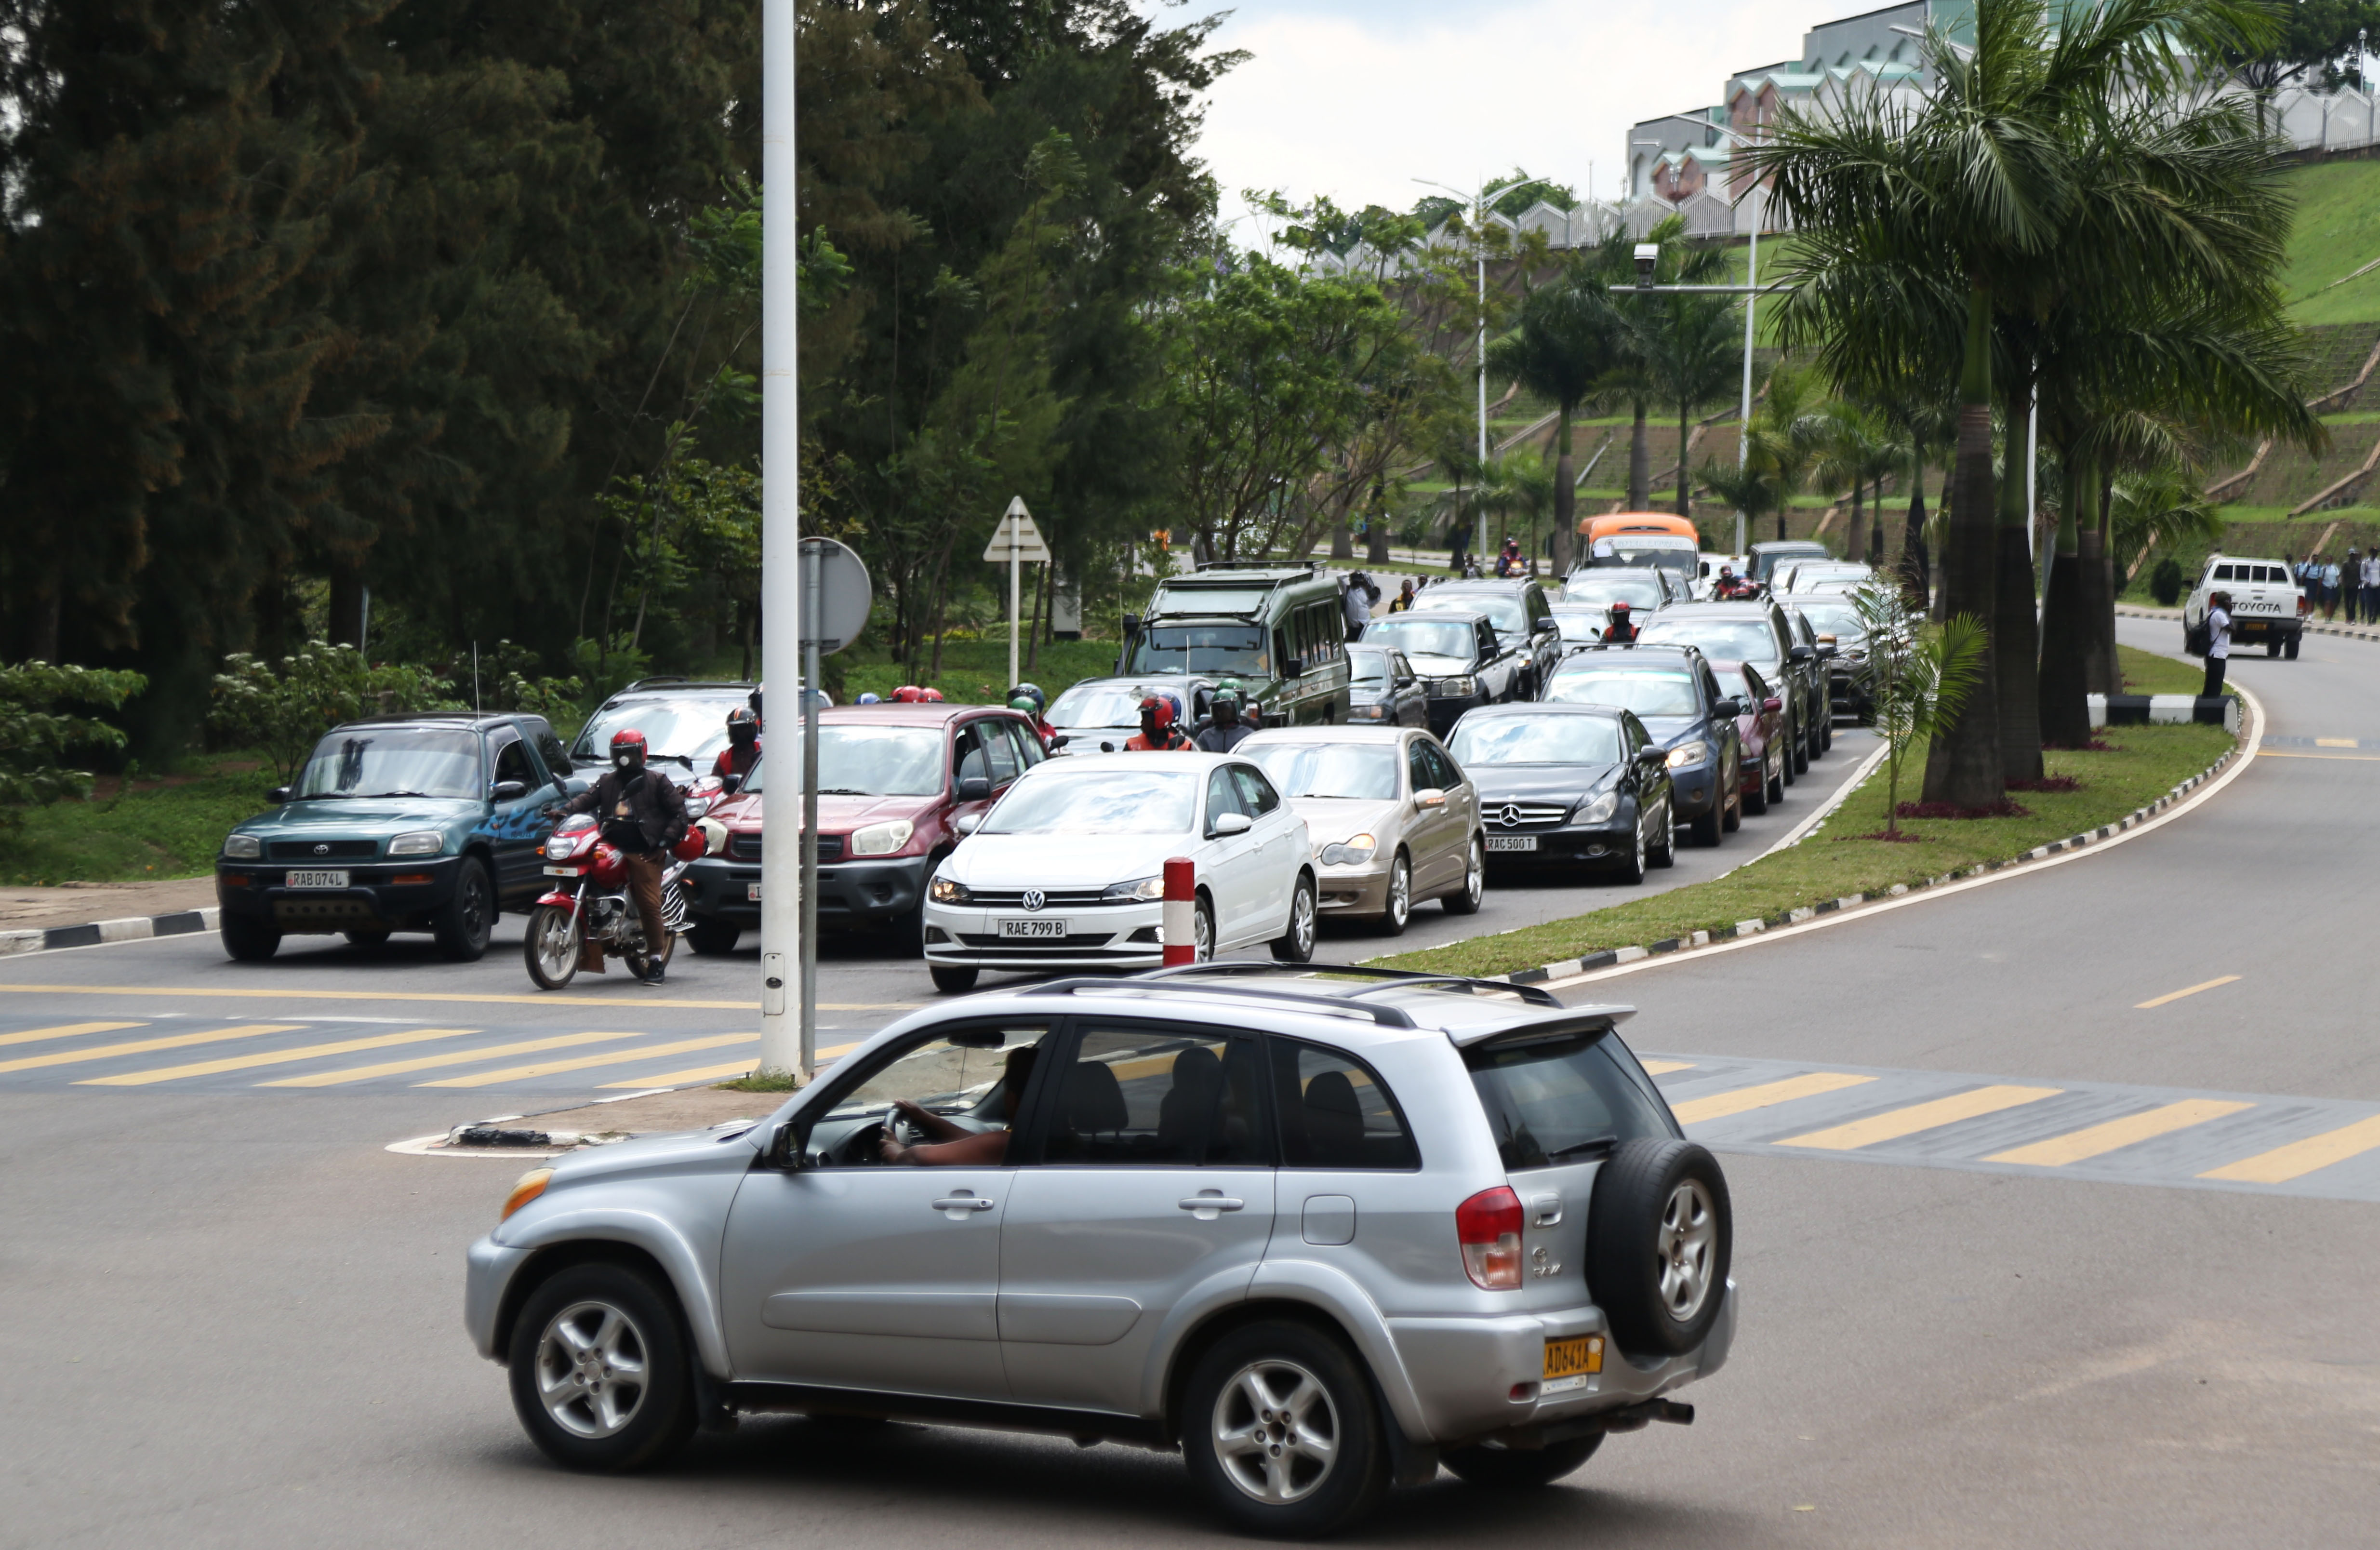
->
(919, 686, 944, 702)
(609, 728, 648, 769)
(1140, 695, 1175, 731)
(890, 685, 925, 703)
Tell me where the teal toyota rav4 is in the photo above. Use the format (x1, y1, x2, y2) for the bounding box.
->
(215, 713, 585, 962)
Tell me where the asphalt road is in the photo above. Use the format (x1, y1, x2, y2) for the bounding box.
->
(5, 625, 2375, 1547)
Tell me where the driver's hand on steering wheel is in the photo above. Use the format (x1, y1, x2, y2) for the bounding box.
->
(878, 1127, 912, 1165)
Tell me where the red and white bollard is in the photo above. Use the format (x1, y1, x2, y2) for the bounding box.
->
(1161, 856, 1197, 965)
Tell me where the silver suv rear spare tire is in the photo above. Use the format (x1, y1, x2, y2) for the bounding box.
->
(507, 1262, 695, 1472)
(1182, 1319, 1388, 1537)
(1585, 1138, 1732, 1356)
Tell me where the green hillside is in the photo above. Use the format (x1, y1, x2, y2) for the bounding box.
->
(2284, 158, 2380, 326)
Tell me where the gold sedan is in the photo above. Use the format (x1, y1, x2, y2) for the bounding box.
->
(1237, 725, 1486, 936)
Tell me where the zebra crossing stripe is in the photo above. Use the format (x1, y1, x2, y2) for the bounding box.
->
(2198, 1116, 2380, 1184)
(1778, 1085, 2063, 1151)
(1986, 1100, 2255, 1167)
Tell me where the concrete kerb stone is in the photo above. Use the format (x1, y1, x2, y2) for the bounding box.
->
(0, 907, 218, 955)
(1494, 703, 2255, 989)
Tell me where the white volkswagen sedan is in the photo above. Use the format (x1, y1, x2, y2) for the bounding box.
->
(920, 752, 1315, 993)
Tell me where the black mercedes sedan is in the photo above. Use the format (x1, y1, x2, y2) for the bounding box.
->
(1443, 703, 1676, 884)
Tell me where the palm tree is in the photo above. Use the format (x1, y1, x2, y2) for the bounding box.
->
(1486, 266, 1628, 572)
(1583, 219, 1727, 510)
(1640, 294, 1743, 521)
(1746, 0, 2283, 807)
(1812, 402, 1904, 565)
(1476, 448, 1557, 566)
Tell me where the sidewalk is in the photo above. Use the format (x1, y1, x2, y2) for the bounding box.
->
(0, 878, 215, 933)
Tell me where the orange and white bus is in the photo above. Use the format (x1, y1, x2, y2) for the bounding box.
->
(1580, 511, 1700, 549)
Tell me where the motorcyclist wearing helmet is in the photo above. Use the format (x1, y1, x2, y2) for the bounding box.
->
(1009, 693, 1052, 749)
(1194, 687, 1253, 753)
(919, 686, 944, 702)
(1123, 694, 1189, 751)
(1602, 601, 1639, 645)
(856, 692, 882, 705)
(559, 729, 689, 984)
(1713, 564, 1757, 601)
(711, 707, 762, 786)
(891, 685, 925, 703)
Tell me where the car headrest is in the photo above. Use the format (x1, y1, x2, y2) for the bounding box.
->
(1304, 1069, 1363, 1157)
(1157, 1045, 1223, 1149)
(1062, 1059, 1128, 1134)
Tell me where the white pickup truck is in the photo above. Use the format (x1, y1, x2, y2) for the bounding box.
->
(2181, 552, 2305, 659)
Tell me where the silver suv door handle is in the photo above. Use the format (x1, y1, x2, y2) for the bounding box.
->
(1178, 1196, 1245, 1212)
(932, 1196, 997, 1212)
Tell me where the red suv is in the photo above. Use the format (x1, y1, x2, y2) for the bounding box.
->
(679, 703, 1045, 954)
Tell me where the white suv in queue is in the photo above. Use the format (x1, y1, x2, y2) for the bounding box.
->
(464, 966, 1738, 1537)
(918, 751, 1316, 993)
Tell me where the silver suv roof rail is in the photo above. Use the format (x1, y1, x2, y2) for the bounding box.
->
(1021, 964, 1569, 1027)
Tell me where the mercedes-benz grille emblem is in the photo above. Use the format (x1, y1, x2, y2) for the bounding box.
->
(1497, 804, 1522, 828)
(1021, 888, 1047, 912)
(313, 843, 331, 855)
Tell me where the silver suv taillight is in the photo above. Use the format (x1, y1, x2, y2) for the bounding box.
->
(1456, 1186, 1523, 1290)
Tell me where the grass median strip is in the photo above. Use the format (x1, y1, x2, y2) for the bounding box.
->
(1371, 647, 2236, 982)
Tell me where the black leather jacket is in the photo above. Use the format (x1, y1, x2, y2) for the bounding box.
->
(564, 767, 688, 855)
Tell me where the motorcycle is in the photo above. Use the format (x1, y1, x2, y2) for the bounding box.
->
(522, 814, 710, 989)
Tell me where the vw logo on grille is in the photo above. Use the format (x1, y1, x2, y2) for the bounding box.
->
(1497, 804, 1523, 828)
(313, 843, 332, 855)
(1021, 888, 1047, 912)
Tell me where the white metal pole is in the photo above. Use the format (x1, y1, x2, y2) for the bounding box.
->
(1009, 530, 1021, 690)
(1736, 184, 1761, 560)
(757, 0, 803, 1082)
(799, 547, 821, 1076)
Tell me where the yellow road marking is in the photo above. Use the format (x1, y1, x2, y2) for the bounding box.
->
(2135, 975, 2240, 1009)
(0, 1020, 145, 1050)
(1670, 1071, 1875, 1125)
(262, 1029, 656, 1086)
(76, 1028, 479, 1086)
(0, 1023, 302, 1076)
(0, 983, 912, 1012)
(2314, 738, 2358, 748)
(597, 1039, 867, 1090)
(1985, 1099, 2255, 1167)
(2198, 1115, 2380, 1183)
(417, 1034, 757, 1088)
(1641, 1060, 1696, 1076)
(1779, 1085, 2063, 1150)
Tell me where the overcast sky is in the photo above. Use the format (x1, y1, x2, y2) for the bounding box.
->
(1171, 0, 1814, 224)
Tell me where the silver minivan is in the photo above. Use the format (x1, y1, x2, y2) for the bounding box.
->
(464, 966, 1738, 1537)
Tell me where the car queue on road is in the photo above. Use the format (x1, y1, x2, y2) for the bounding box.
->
(210, 555, 1876, 998)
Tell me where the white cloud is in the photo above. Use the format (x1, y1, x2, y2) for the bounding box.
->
(1183, 0, 1807, 221)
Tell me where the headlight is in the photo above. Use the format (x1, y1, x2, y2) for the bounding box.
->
(929, 875, 971, 905)
(1435, 676, 1478, 698)
(223, 833, 261, 860)
(848, 819, 915, 857)
(1348, 702, 1387, 719)
(1574, 793, 1618, 825)
(1318, 833, 1379, 867)
(500, 1167, 552, 1223)
(1666, 741, 1711, 769)
(543, 830, 584, 860)
(387, 831, 443, 857)
(683, 797, 711, 820)
(1103, 874, 1167, 902)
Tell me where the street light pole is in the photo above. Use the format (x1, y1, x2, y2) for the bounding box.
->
(756, 0, 804, 1082)
(1416, 174, 1525, 564)
(1736, 182, 1763, 561)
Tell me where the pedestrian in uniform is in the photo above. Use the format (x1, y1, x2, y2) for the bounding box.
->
(2345, 549, 2361, 624)
(2202, 589, 2232, 699)
(2364, 548, 2380, 623)
(2323, 554, 2343, 619)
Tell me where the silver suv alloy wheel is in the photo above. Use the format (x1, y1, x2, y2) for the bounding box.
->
(535, 1299, 652, 1438)
(1658, 1179, 1719, 1323)
(1212, 1357, 1340, 1503)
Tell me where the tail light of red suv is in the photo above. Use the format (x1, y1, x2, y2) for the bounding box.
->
(1456, 1186, 1525, 1289)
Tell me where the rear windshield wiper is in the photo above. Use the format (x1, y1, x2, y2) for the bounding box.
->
(1541, 1136, 1618, 1164)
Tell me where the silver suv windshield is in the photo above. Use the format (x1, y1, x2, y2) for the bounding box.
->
(573, 694, 746, 766)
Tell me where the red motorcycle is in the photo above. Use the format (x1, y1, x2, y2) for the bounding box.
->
(523, 815, 707, 989)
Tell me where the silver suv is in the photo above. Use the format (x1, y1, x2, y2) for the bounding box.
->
(463, 966, 1738, 1537)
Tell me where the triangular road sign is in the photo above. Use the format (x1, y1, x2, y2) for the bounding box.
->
(984, 496, 1051, 563)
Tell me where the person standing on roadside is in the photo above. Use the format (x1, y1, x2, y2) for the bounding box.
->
(2364, 548, 2380, 623)
(2347, 548, 2364, 624)
(2322, 554, 2343, 620)
(1388, 576, 1418, 613)
(1343, 573, 1373, 642)
(2203, 589, 2232, 699)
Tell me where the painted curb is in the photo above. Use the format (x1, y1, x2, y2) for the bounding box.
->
(0, 906, 219, 956)
(1482, 705, 2256, 990)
